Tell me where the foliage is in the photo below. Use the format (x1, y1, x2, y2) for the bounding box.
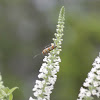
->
(0, 74, 18, 100)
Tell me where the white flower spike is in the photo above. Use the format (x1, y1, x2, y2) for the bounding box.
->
(77, 53, 100, 100)
(30, 6, 65, 100)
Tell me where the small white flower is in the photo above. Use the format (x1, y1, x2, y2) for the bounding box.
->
(93, 81, 98, 87)
(38, 97, 42, 100)
(43, 69, 48, 74)
(35, 80, 44, 89)
(38, 73, 46, 78)
(48, 65, 53, 69)
(95, 64, 100, 69)
(54, 62, 59, 66)
(51, 70, 57, 76)
(44, 95, 50, 100)
(86, 91, 91, 97)
(34, 91, 39, 97)
(39, 65, 46, 72)
(88, 72, 95, 78)
(85, 78, 93, 83)
(97, 70, 100, 75)
(48, 77, 56, 85)
(42, 63, 47, 67)
(83, 82, 90, 87)
(92, 90, 96, 95)
(54, 66, 59, 72)
(56, 51, 60, 55)
(38, 90, 42, 95)
(43, 99, 46, 100)
(32, 85, 37, 91)
(80, 87, 87, 94)
(44, 86, 52, 94)
(91, 67, 96, 72)
(36, 80, 41, 84)
(97, 87, 100, 92)
(43, 56, 48, 62)
(29, 97, 35, 100)
(96, 75, 100, 80)
(96, 93, 100, 98)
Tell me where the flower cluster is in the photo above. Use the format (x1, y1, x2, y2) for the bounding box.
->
(29, 6, 65, 100)
(77, 53, 100, 100)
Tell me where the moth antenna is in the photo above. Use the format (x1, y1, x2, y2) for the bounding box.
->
(33, 53, 42, 59)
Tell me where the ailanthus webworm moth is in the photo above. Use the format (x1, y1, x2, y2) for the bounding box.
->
(42, 43, 57, 55)
(33, 43, 57, 59)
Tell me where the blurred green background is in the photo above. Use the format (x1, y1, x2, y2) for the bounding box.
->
(0, 0, 100, 100)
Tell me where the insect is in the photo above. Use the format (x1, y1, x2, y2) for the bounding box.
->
(33, 43, 57, 59)
(42, 43, 57, 55)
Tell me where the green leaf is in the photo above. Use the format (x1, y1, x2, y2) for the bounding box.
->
(2, 87, 10, 93)
(9, 94, 13, 100)
(0, 88, 7, 96)
(7, 87, 18, 95)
